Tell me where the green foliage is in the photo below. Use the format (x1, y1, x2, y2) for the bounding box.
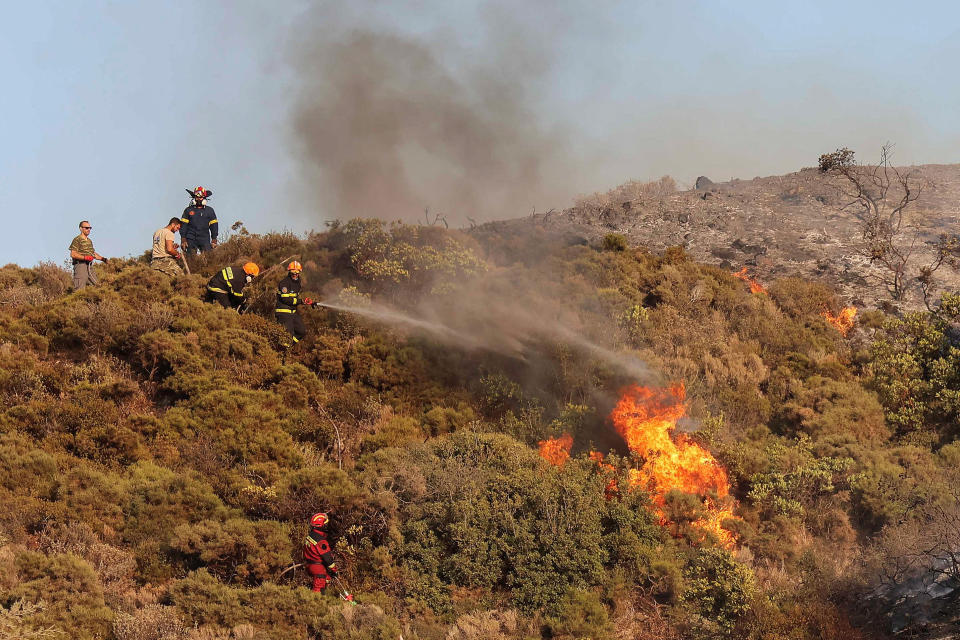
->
(681, 549, 756, 634)
(868, 296, 960, 442)
(335, 219, 486, 296)
(601, 233, 628, 252)
(6, 551, 113, 639)
(545, 589, 614, 639)
(170, 518, 292, 585)
(2, 221, 957, 638)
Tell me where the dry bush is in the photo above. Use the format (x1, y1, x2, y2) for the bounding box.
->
(32, 262, 72, 298)
(0, 286, 47, 308)
(37, 521, 99, 557)
(575, 176, 677, 210)
(609, 597, 681, 640)
(0, 600, 66, 640)
(445, 609, 533, 639)
(112, 605, 186, 640)
(183, 626, 269, 640)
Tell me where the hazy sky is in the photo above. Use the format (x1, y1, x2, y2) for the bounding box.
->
(3, 1, 959, 266)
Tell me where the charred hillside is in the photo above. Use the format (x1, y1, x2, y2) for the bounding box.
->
(1, 218, 959, 639)
(477, 164, 960, 311)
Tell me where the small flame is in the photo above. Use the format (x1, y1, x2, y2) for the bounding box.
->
(611, 383, 738, 547)
(821, 307, 857, 336)
(538, 434, 573, 467)
(732, 267, 768, 295)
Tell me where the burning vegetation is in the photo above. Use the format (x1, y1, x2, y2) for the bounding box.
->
(541, 384, 739, 548)
(732, 267, 768, 295)
(821, 306, 857, 336)
(537, 433, 573, 467)
(611, 384, 738, 547)
(5, 217, 960, 639)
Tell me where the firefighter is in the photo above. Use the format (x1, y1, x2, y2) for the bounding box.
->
(180, 186, 218, 255)
(275, 261, 314, 345)
(302, 512, 341, 593)
(205, 262, 260, 309)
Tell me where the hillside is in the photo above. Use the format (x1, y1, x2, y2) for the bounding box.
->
(1, 218, 959, 639)
(479, 164, 960, 310)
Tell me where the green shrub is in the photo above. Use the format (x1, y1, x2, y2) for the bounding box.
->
(170, 518, 292, 585)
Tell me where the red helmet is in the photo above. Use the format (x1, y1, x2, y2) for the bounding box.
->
(310, 512, 329, 530)
(188, 186, 213, 199)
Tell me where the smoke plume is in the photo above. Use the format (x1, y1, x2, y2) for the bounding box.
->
(289, 8, 567, 225)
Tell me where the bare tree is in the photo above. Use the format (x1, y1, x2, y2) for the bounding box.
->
(819, 144, 956, 303)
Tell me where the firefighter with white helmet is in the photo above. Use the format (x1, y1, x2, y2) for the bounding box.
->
(180, 186, 218, 255)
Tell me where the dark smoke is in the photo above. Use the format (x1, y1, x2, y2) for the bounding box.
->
(289, 10, 567, 225)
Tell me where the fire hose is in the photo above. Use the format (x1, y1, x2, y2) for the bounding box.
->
(274, 563, 356, 604)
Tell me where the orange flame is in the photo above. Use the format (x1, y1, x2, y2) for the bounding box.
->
(732, 267, 768, 295)
(611, 383, 737, 547)
(538, 434, 573, 467)
(821, 306, 857, 336)
(589, 451, 619, 498)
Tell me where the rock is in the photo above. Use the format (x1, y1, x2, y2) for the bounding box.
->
(695, 176, 715, 190)
(710, 247, 738, 260)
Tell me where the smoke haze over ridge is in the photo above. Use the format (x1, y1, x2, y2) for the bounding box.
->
(289, 4, 569, 225)
(5, 1, 960, 265)
(285, 1, 960, 228)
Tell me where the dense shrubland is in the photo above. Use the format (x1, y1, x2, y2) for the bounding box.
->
(0, 218, 957, 639)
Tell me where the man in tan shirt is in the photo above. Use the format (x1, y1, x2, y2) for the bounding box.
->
(151, 218, 184, 277)
(68, 220, 106, 289)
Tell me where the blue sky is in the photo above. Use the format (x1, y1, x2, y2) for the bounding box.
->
(2, 1, 958, 266)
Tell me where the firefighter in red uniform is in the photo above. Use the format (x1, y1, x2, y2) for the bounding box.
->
(302, 512, 340, 593)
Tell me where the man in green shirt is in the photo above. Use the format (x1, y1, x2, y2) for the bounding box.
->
(68, 220, 106, 289)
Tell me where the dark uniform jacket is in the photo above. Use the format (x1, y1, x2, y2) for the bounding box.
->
(206, 266, 250, 302)
(180, 205, 219, 243)
(275, 275, 302, 314)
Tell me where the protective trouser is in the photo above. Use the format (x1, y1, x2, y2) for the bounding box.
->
(305, 563, 331, 592)
(205, 289, 233, 308)
(183, 237, 213, 256)
(276, 312, 306, 344)
(72, 262, 98, 289)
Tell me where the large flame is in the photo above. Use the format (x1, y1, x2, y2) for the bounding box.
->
(538, 434, 573, 467)
(611, 383, 737, 547)
(536, 384, 738, 547)
(821, 306, 857, 336)
(732, 267, 768, 295)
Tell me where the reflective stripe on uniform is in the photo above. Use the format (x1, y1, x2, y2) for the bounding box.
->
(222, 267, 235, 292)
(275, 308, 296, 313)
(278, 292, 298, 298)
(207, 286, 228, 294)
(180, 217, 190, 224)
(209, 219, 218, 225)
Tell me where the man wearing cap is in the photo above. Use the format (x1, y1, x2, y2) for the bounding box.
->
(151, 218, 184, 277)
(205, 262, 260, 310)
(180, 186, 219, 256)
(68, 220, 107, 289)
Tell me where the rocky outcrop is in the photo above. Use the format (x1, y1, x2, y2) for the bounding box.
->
(481, 164, 960, 310)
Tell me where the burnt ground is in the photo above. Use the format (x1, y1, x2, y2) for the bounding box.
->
(475, 164, 960, 311)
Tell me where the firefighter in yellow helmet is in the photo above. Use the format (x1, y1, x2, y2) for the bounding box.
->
(275, 261, 314, 344)
(205, 262, 260, 310)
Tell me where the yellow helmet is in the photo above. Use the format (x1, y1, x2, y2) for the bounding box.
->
(242, 262, 260, 277)
(287, 261, 302, 273)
